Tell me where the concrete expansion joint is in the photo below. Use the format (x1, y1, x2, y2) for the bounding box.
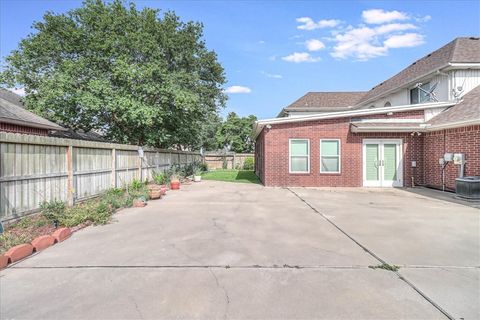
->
(286, 188, 455, 320)
(9, 264, 372, 270)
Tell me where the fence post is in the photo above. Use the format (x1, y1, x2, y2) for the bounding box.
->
(111, 148, 116, 188)
(66, 145, 74, 206)
(138, 153, 142, 181)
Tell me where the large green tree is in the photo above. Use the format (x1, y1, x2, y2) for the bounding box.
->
(1, 0, 226, 149)
(216, 112, 257, 153)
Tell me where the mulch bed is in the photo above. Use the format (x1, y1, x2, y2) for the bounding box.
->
(0, 215, 56, 255)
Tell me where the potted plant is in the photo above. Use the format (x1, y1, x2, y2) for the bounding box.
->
(170, 173, 180, 190)
(147, 184, 162, 199)
(152, 171, 168, 195)
(193, 168, 202, 182)
(133, 196, 147, 207)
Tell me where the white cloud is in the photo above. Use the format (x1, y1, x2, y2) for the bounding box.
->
(296, 17, 341, 30)
(362, 9, 409, 24)
(282, 52, 321, 63)
(224, 86, 251, 94)
(416, 15, 432, 23)
(305, 39, 325, 51)
(261, 71, 283, 79)
(8, 87, 26, 96)
(384, 33, 425, 48)
(331, 22, 425, 60)
(259, 40, 266, 44)
(331, 27, 387, 60)
(374, 23, 417, 35)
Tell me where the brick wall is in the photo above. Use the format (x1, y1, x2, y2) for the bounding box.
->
(0, 123, 49, 136)
(424, 125, 480, 190)
(259, 113, 424, 187)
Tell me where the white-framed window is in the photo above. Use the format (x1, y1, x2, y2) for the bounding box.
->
(410, 82, 430, 104)
(320, 139, 341, 173)
(289, 139, 310, 173)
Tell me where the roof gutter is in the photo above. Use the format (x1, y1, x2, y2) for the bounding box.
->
(427, 118, 480, 130)
(253, 100, 456, 138)
(350, 126, 425, 133)
(0, 117, 66, 131)
(348, 118, 480, 133)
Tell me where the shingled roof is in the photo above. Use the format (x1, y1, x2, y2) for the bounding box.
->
(0, 89, 64, 131)
(356, 37, 480, 106)
(427, 84, 480, 127)
(282, 91, 366, 115)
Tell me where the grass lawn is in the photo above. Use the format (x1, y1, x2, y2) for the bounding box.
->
(201, 170, 260, 184)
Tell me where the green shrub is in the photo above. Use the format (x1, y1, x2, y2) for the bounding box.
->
(200, 162, 208, 172)
(243, 157, 254, 170)
(130, 179, 144, 191)
(152, 171, 167, 185)
(40, 200, 66, 223)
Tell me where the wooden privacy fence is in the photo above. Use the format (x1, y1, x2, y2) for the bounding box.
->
(0, 132, 201, 221)
(204, 152, 254, 170)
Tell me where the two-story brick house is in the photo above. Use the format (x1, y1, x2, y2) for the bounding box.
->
(254, 37, 480, 191)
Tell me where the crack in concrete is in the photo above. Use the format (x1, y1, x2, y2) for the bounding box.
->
(208, 268, 230, 320)
(287, 188, 455, 320)
(129, 295, 144, 319)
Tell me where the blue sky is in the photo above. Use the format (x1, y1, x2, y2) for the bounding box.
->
(1, 1, 479, 119)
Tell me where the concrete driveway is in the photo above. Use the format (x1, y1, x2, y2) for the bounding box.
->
(1, 181, 478, 319)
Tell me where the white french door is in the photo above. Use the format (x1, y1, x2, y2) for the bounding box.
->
(363, 139, 403, 187)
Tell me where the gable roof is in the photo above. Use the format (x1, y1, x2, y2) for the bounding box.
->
(427, 84, 480, 127)
(280, 91, 366, 116)
(356, 37, 480, 106)
(0, 89, 65, 131)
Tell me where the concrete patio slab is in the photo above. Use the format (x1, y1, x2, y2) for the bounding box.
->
(12, 183, 376, 268)
(1, 268, 443, 319)
(291, 187, 480, 267)
(1, 181, 478, 319)
(399, 267, 480, 320)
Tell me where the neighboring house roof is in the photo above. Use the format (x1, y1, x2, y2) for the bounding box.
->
(279, 91, 366, 117)
(0, 89, 65, 131)
(356, 37, 480, 106)
(49, 128, 108, 142)
(427, 84, 480, 127)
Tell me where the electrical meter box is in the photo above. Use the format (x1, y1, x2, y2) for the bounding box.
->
(453, 153, 465, 165)
(444, 153, 454, 162)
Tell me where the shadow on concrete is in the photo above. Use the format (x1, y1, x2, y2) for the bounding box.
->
(401, 187, 480, 209)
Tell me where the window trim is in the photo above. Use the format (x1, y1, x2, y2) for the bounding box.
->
(289, 138, 310, 174)
(320, 139, 341, 174)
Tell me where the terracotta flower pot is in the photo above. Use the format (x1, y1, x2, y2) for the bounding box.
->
(133, 199, 147, 207)
(170, 181, 180, 190)
(149, 189, 162, 199)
